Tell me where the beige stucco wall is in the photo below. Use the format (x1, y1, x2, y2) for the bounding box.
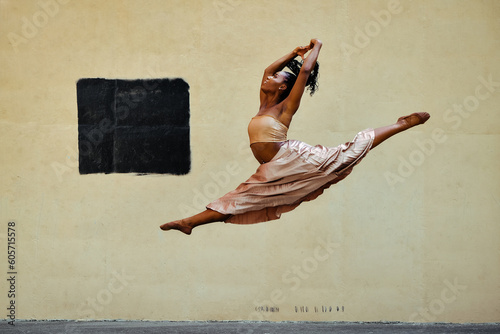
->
(1, 0, 499, 323)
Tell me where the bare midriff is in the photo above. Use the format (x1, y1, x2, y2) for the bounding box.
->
(250, 141, 284, 164)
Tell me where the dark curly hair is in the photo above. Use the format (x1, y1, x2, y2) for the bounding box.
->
(281, 59, 320, 101)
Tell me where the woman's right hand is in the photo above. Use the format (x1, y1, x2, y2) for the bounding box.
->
(294, 45, 310, 60)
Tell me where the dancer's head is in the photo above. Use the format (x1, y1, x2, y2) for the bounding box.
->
(263, 72, 290, 96)
(279, 59, 320, 101)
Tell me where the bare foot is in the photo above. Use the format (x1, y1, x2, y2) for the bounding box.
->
(397, 112, 430, 129)
(160, 220, 193, 235)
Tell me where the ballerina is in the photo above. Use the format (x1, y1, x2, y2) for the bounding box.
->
(160, 38, 430, 235)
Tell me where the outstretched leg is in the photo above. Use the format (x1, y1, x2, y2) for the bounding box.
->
(371, 112, 430, 149)
(160, 209, 230, 235)
(161, 113, 430, 235)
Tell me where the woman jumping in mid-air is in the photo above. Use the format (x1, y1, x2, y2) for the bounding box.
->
(160, 38, 430, 235)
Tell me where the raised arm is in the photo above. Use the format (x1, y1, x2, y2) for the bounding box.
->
(282, 39, 322, 117)
(260, 45, 310, 101)
(262, 46, 309, 81)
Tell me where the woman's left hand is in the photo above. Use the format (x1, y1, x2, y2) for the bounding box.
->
(294, 45, 311, 60)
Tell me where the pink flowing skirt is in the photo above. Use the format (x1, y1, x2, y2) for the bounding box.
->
(207, 128, 375, 224)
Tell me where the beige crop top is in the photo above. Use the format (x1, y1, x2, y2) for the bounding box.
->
(248, 115, 288, 145)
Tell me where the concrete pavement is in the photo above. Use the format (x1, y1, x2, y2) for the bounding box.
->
(2, 321, 500, 333)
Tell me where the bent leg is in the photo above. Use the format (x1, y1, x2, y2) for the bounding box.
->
(371, 112, 430, 149)
(160, 209, 230, 235)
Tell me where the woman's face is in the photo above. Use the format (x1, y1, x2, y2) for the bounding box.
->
(262, 71, 288, 92)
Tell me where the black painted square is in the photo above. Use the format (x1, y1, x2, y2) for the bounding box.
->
(77, 78, 190, 175)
